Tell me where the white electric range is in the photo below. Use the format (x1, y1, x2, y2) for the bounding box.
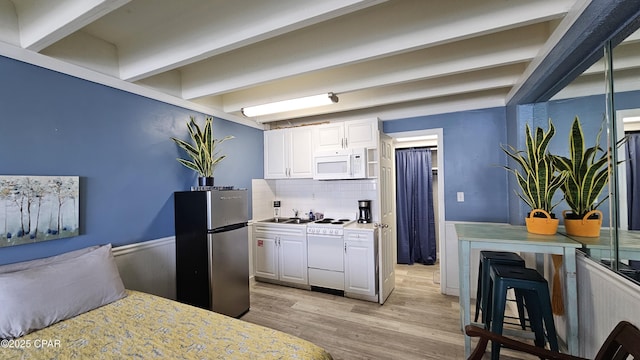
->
(306, 216, 356, 291)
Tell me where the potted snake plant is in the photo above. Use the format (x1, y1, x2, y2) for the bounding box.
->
(171, 116, 234, 186)
(554, 116, 608, 237)
(501, 118, 566, 235)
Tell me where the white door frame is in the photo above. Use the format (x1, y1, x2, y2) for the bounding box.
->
(388, 128, 446, 293)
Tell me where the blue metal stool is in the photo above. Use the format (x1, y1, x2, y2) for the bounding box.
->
(488, 264, 559, 360)
(475, 251, 526, 326)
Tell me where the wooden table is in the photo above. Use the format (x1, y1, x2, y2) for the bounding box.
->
(456, 223, 582, 357)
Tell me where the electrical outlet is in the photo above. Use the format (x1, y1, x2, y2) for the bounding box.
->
(457, 192, 464, 202)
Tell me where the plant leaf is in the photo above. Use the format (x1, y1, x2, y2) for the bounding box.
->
(170, 116, 234, 177)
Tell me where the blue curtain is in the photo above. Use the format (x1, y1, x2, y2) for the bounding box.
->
(395, 148, 436, 265)
(627, 133, 640, 230)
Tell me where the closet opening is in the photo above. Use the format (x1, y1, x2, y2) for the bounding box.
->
(389, 129, 445, 290)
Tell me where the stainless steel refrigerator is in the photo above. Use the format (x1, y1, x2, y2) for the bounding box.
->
(174, 188, 249, 318)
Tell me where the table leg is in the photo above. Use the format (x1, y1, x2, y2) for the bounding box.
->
(563, 247, 578, 355)
(459, 239, 471, 356)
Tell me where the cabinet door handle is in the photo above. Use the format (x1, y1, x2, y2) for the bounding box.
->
(344, 243, 347, 252)
(345, 138, 348, 148)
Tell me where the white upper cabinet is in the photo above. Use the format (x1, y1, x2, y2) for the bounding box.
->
(264, 127, 313, 179)
(345, 119, 379, 149)
(289, 127, 314, 178)
(313, 122, 345, 151)
(313, 118, 378, 152)
(264, 129, 288, 179)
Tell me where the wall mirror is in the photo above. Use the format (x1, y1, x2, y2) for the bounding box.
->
(526, 23, 640, 285)
(609, 27, 640, 283)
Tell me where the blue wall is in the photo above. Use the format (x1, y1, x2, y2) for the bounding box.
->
(383, 107, 509, 222)
(0, 56, 263, 265)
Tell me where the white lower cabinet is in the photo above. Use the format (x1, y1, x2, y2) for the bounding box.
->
(344, 228, 378, 300)
(254, 224, 308, 285)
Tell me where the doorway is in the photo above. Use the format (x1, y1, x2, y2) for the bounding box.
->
(616, 108, 640, 230)
(395, 147, 437, 265)
(387, 129, 446, 292)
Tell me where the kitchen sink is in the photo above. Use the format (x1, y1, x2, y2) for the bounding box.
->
(259, 217, 290, 223)
(286, 218, 312, 224)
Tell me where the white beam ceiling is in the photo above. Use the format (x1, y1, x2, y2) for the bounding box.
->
(3, 0, 612, 126)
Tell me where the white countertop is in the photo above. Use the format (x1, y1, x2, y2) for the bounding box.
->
(345, 222, 376, 231)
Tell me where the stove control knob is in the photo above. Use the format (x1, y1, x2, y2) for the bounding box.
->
(322, 229, 327, 234)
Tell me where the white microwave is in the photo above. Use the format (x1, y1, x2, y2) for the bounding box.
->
(313, 148, 367, 180)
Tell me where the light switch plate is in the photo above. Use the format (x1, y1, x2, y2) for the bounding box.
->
(457, 192, 464, 202)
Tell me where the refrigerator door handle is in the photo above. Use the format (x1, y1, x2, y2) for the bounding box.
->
(209, 222, 247, 234)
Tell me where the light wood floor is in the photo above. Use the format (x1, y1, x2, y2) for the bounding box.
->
(241, 263, 536, 359)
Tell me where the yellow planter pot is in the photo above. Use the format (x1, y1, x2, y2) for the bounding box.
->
(563, 209, 602, 237)
(525, 209, 559, 235)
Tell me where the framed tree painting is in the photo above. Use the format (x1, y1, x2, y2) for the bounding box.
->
(0, 176, 79, 248)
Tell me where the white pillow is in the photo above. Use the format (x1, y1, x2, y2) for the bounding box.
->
(0, 244, 126, 339)
(0, 245, 100, 274)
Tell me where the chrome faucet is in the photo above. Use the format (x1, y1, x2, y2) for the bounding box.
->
(292, 209, 299, 218)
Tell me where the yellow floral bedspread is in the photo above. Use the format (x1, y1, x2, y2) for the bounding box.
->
(1, 290, 333, 360)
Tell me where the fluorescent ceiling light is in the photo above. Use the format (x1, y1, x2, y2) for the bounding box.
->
(241, 93, 338, 117)
(395, 135, 438, 142)
(623, 116, 640, 123)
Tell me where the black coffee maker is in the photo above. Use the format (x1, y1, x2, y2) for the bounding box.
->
(357, 200, 372, 223)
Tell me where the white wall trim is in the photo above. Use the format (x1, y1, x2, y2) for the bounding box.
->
(580, 251, 640, 298)
(112, 236, 174, 257)
(577, 252, 640, 357)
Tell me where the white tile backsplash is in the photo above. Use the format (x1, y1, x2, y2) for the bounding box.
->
(252, 178, 378, 221)
(251, 179, 276, 221)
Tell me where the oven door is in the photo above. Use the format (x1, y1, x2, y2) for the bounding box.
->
(308, 234, 345, 290)
(307, 235, 344, 271)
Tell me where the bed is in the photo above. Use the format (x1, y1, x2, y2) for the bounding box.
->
(0, 244, 333, 360)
